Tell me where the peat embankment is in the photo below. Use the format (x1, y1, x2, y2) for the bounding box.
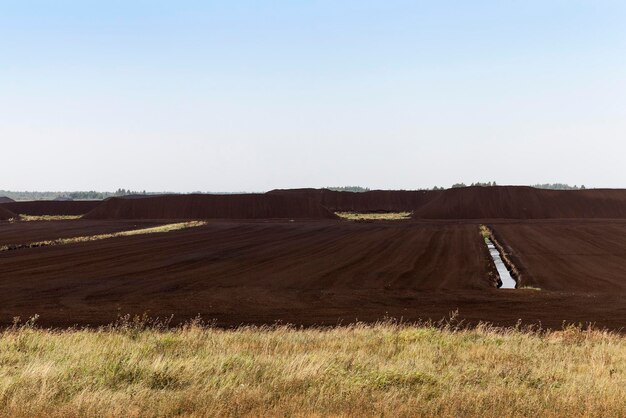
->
(0, 206, 16, 220)
(84, 194, 338, 220)
(0, 197, 14, 204)
(1, 200, 101, 216)
(268, 188, 441, 212)
(413, 186, 626, 219)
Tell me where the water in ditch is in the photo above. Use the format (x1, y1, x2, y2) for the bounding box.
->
(487, 240, 516, 289)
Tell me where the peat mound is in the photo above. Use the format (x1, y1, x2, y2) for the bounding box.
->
(413, 186, 626, 219)
(0, 197, 14, 204)
(1, 200, 102, 216)
(0, 206, 16, 220)
(267, 188, 440, 212)
(84, 194, 338, 220)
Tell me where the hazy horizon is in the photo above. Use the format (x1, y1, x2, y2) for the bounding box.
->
(0, 183, 600, 197)
(3, 1, 626, 192)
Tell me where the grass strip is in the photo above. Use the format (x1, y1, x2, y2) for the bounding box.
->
(17, 215, 83, 221)
(0, 221, 207, 252)
(336, 212, 412, 220)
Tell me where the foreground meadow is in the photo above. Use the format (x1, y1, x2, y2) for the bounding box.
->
(1, 317, 625, 417)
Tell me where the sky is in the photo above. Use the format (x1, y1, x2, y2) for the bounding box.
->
(2, 1, 626, 192)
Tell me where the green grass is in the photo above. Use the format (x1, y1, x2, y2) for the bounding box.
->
(0, 318, 624, 417)
(336, 212, 412, 221)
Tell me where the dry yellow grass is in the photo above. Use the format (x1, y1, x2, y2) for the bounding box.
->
(17, 215, 83, 221)
(1, 318, 625, 417)
(336, 212, 412, 220)
(479, 224, 491, 241)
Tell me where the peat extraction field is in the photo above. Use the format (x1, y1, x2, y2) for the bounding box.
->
(0, 219, 500, 327)
(491, 220, 626, 292)
(3, 188, 626, 329)
(7, 4, 626, 414)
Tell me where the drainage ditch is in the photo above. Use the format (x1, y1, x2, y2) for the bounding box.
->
(481, 225, 518, 289)
(487, 238, 516, 289)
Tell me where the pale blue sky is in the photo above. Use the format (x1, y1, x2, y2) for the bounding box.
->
(2, 1, 626, 191)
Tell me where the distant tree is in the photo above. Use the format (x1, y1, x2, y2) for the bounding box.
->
(326, 186, 371, 193)
(0, 189, 177, 201)
(533, 183, 583, 190)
